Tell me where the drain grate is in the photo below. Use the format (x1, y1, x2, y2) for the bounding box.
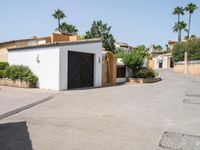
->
(159, 132, 200, 150)
(193, 81, 200, 83)
(183, 99, 200, 105)
(186, 94, 200, 98)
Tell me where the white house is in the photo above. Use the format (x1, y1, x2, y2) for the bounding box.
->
(152, 53, 172, 69)
(8, 39, 102, 91)
(114, 42, 132, 52)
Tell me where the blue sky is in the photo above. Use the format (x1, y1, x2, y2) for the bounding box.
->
(0, 0, 200, 47)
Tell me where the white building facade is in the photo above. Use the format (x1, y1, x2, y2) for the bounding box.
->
(8, 39, 102, 91)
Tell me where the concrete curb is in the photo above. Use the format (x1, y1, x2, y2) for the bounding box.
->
(0, 96, 55, 120)
(129, 76, 161, 84)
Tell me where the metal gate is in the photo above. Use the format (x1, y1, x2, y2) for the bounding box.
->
(68, 51, 94, 89)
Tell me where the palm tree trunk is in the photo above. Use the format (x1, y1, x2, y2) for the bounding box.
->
(58, 19, 61, 31)
(178, 14, 181, 42)
(188, 13, 192, 37)
(178, 29, 181, 42)
(178, 14, 180, 23)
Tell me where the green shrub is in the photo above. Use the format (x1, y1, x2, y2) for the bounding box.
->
(123, 50, 144, 71)
(6, 65, 38, 83)
(0, 62, 9, 70)
(0, 70, 7, 78)
(172, 42, 186, 62)
(187, 39, 200, 61)
(134, 68, 157, 79)
(114, 48, 125, 58)
(172, 39, 200, 62)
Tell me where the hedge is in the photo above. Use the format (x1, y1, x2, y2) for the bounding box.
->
(0, 64, 38, 83)
(172, 39, 200, 62)
(187, 39, 200, 61)
(134, 68, 157, 79)
(0, 62, 9, 70)
(0, 70, 7, 78)
(6, 65, 38, 83)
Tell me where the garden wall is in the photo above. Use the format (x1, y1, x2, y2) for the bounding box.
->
(0, 79, 36, 88)
(174, 60, 200, 75)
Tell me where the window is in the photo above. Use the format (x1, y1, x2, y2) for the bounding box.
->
(117, 66, 126, 78)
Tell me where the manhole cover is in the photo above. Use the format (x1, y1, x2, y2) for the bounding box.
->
(183, 99, 200, 104)
(159, 132, 200, 150)
(193, 81, 200, 83)
(186, 94, 200, 98)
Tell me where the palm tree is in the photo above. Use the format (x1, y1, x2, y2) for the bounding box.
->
(59, 22, 78, 34)
(52, 9, 66, 31)
(173, 7, 185, 41)
(185, 3, 198, 37)
(173, 21, 187, 42)
(173, 7, 185, 22)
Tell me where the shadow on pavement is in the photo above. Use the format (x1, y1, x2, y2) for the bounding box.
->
(0, 121, 33, 150)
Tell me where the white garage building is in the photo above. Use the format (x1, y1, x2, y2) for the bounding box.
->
(8, 39, 102, 91)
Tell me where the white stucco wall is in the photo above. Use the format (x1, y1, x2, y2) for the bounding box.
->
(153, 56, 170, 69)
(163, 56, 168, 69)
(8, 40, 102, 91)
(8, 47, 60, 90)
(59, 42, 102, 90)
(153, 58, 158, 69)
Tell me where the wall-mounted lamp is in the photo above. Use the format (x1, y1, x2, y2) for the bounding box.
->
(99, 57, 101, 63)
(36, 54, 40, 63)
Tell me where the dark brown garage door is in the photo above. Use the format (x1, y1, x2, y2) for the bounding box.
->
(68, 51, 94, 89)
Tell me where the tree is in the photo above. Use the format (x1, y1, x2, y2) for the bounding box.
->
(153, 45, 163, 51)
(132, 45, 146, 57)
(172, 42, 187, 62)
(59, 22, 78, 34)
(85, 20, 116, 52)
(123, 47, 145, 73)
(185, 3, 198, 37)
(173, 21, 187, 42)
(52, 9, 66, 31)
(172, 7, 185, 41)
(173, 7, 185, 22)
(172, 39, 200, 62)
(184, 34, 197, 40)
(114, 48, 125, 58)
(190, 34, 197, 39)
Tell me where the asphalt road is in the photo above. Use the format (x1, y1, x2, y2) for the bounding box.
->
(0, 70, 200, 150)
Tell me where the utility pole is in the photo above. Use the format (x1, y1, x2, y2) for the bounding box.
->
(184, 51, 188, 74)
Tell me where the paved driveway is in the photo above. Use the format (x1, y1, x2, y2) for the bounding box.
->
(0, 70, 200, 150)
(0, 86, 56, 116)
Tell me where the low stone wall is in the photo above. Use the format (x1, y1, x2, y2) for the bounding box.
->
(0, 79, 36, 88)
(174, 60, 200, 75)
(129, 76, 161, 84)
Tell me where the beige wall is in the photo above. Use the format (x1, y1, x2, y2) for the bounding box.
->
(0, 43, 15, 62)
(102, 52, 116, 86)
(174, 64, 185, 74)
(69, 36, 78, 41)
(0, 41, 29, 62)
(0, 48, 8, 62)
(0, 33, 78, 62)
(148, 60, 155, 69)
(51, 33, 69, 43)
(34, 36, 51, 43)
(34, 34, 78, 44)
(188, 63, 200, 75)
(174, 62, 200, 75)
